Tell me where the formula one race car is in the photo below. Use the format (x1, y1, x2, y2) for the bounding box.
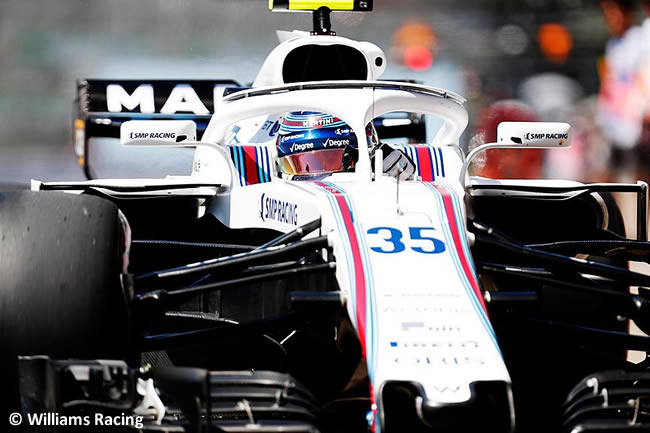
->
(2, 2, 650, 432)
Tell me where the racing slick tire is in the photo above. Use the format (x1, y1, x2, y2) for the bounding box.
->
(0, 191, 131, 413)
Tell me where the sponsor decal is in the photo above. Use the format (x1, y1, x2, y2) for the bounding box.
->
(335, 127, 351, 135)
(323, 138, 350, 147)
(160, 85, 209, 114)
(106, 83, 217, 114)
(107, 84, 155, 113)
(128, 131, 177, 140)
(269, 120, 281, 136)
(289, 142, 315, 153)
(281, 133, 306, 143)
(259, 193, 298, 225)
(303, 116, 335, 128)
(389, 340, 479, 348)
(525, 132, 569, 140)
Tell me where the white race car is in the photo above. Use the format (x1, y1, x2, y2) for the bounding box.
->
(2, 2, 650, 432)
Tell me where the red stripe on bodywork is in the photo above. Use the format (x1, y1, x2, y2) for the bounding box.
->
(432, 184, 488, 313)
(313, 181, 367, 356)
(242, 146, 260, 185)
(369, 382, 377, 431)
(416, 147, 434, 181)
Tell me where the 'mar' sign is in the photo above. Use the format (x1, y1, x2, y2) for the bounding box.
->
(106, 84, 229, 115)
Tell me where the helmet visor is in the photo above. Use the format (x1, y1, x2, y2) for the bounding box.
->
(278, 148, 346, 176)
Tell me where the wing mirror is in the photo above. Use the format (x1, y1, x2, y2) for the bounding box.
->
(497, 121, 570, 148)
(460, 121, 571, 185)
(120, 120, 196, 146)
(119, 120, 235, 186)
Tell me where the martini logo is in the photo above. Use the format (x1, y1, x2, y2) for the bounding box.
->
(259, 193, 298, 226)
(303, 117, 337, 128)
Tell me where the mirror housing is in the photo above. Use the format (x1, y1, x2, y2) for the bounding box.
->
(460, 121, 572, 186)
(497, 121, 571, 148)
(120, 120, 197, 146)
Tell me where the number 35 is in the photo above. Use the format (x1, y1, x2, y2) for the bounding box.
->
(367, 227, 446, 254)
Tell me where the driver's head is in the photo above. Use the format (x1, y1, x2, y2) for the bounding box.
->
(276, 111, 377, 176)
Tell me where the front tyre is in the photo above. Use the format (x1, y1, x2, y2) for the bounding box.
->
(0, 191, 132, 413)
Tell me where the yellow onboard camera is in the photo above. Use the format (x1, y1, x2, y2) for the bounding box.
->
(269, 0, 372, 11)
(269, 0, 372, 35)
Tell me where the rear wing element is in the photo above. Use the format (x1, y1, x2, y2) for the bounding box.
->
(74, 79, 241, 179)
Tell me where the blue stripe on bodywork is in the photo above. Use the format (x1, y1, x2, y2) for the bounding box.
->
(255, 146, 264, 184)
(237, 146, 247, 186)
(432, 146, 440, 177)
(437, 147, 446, 177)
(264, 147, 272, 182)
(230, 147, 243, 187)
(427, 147, 436, 181)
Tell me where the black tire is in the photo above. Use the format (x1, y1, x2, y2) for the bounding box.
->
(0, 191, 131, 413)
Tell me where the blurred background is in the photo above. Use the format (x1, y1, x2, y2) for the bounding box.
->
(0, 0, 649, 190)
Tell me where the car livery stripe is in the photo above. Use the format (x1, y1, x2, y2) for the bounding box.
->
(426, 182, 487, 312)
(230, 146, 245, 186)
(417, 146, 435, 181)
(396, 145, 446, 181)
(405, 145, 416, 164)
(441, 181, 478, 275)
(311, 181, 369, 354)
(263, 147, 272, 182)
(411, 146, 422, 177)
(256, 146, 265, 184)
(309, 180, 379, 431)
(229, 147, 238, 184)
(242, 146, 260, 185)
(432, 146, 440, 177)
(228, 145, 272, 186)
(237, 146, 247, 186)
(256, 145, 270, 183)
(422, 182, 502, 355)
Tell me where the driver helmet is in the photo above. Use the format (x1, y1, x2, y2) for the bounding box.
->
(276, 111, 378, 176)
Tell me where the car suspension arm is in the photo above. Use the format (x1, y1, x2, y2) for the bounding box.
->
(136, 262, 336, 307)
(471, 222, 650, 287)
(136, 235, 329, 280)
